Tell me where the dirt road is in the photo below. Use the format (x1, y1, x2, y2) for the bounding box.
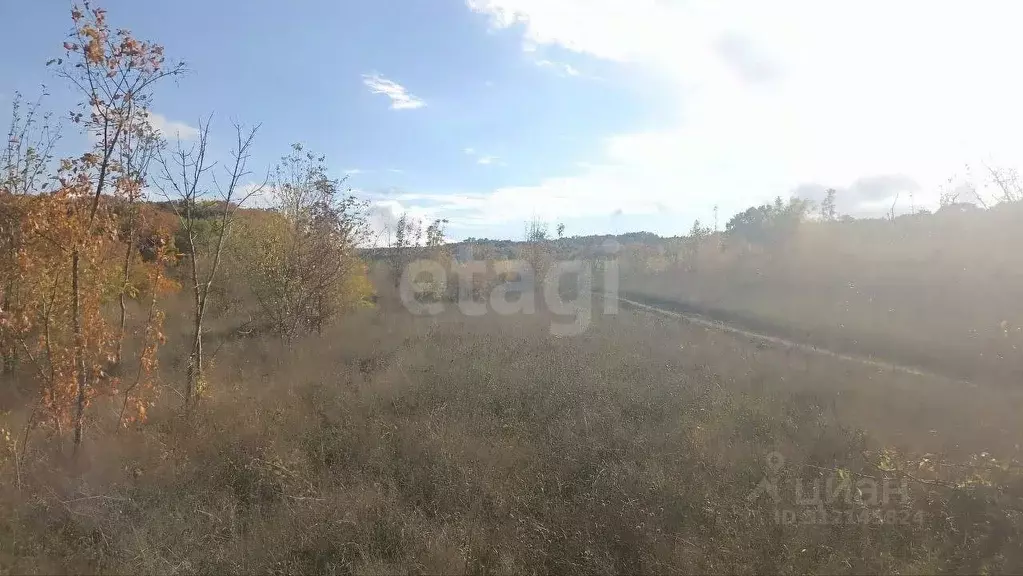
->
(613, 293, 961, 383)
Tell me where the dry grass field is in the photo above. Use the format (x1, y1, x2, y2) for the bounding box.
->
(6, 2, 1023, 573)
(5, 3, 1023, 572)
(3, 282, 1022, 574)
(621, 202, 1023, 387)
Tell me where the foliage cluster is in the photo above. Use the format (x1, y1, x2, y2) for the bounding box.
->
(0, 2, 374, 452)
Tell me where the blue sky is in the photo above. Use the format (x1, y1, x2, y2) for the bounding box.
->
(3, 1, 1023, 241)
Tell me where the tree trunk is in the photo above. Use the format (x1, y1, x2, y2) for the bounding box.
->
(1, 242, 22, 374)
(116, 216, 135, 366)
(72, 249, 87, 453)
(116, 292, 127, 365)
(185, 252, 204, 409)
(1, 289, 16, 375)
(185, 317, 203, 409)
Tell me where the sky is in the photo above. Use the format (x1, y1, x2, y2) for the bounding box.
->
(2, 0, 1023, 241)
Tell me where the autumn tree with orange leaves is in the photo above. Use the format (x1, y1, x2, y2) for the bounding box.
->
(0, 2, 184, 453)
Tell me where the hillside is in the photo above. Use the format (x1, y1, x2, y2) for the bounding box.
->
(621, 201, 1023, 385)
(367, 201, 1023, 386)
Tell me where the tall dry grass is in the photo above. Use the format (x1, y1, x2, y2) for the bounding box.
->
(623, 203, 1023, 385)
(2, 286, 1022, 574)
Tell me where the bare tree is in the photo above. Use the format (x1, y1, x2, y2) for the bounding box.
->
(984, 162, 1022, 204)
(425, 218, 448, 248)
(887, 191, 900, 222)
(390, 212, 422, 288)
(820, 188, 837, 221)
(158, 119, 262, 408)
(939, 188, 959, 208)
(2, 91, 60, 195)
(523, 216, 551, 285)
(1, 91, 61, 375)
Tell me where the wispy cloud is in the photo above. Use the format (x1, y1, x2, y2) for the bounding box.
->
(362, 73, 426, 110)
(464, 147, 503, 166)
(463, 0, 1023, 233)
(89, 110, 197, 144)
(714, 32, 779, 84)
(147, 111, 199, 140)
(536, 59, 581, 77)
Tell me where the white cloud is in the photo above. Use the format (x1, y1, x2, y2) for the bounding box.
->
(366, 198, 446, 246)
(362, 73, 426, 110)
(233, 182, 274, 208)
(454, 0, 1023, 228)
(464, 147, 503, 167)
(87, 110, 198, 145)
(147, 112, 199, 141)
(366, 202, 400, 246)
(466, 0, 697, 68)
(535, 59, 580, 77)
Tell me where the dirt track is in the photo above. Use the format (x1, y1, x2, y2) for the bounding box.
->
(613, 292, 963, 384)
